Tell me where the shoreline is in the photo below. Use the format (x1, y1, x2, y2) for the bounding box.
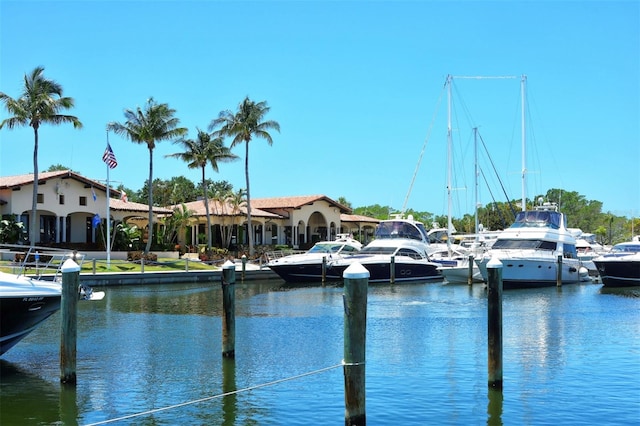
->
(79, 267, 279, 286)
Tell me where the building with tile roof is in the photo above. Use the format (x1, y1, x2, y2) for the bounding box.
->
(1, 171, 379, 250)
(0, 170, 170, 246)
(177, 195, 379, 250)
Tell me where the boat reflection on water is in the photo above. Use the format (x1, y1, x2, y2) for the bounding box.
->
(0, 360, 76, 424)
(599, 285, 640, 298)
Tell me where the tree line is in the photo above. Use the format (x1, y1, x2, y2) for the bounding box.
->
(68, 168, 637, 247)
(351, 188, 638, 246)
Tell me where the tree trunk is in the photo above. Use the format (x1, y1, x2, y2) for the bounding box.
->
(145, 146, 154, 254)
(31, 126, 39, 247)
(244, 142, 254, 257)
(202, 167, 212, 249)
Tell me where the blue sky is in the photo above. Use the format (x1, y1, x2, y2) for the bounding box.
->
(1, 0, 638, 219)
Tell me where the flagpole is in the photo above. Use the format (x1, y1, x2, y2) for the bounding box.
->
(106, 131, 111, 269)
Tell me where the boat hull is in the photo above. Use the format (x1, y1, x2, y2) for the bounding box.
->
(476, 255, 583, 289)
(0, 272, 63, 355)
(330, 255, 443, 283)
(268, 263, 343, 283)
(0, 294, 61, 355)
(593, 258, 640, 287)
(269, 259, 442, 283)
(438, 265, 484, 284)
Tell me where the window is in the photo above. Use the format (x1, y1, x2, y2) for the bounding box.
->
(59, 194, 65, 205)
(79, 196, 87, 206)
(37, 193, 44, 203)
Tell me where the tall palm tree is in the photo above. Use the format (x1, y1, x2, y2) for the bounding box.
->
(210, 97, 279, 256)
(0, 67, 82, 247)
(166, 128, 237, 249)
(107, 98, 187, 254)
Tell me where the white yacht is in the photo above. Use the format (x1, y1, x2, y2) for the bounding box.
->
(475, 202, 588, 288)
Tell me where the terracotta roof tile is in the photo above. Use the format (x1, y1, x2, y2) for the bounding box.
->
(173, 199, 282, 218)
(252, 195, 352, 212)
(340, 214, 380, 223)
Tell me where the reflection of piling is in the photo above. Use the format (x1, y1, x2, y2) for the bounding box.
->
(487, 257, 503, 390)
(221, 261, 236, 358)
(60, 258, 81, 384)
(487, 388, 504, 424)
(343, 263, 368, 426)
(222, 357, 237, 424)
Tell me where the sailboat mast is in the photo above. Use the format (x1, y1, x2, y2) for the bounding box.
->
(521, 75, 527, 211)
(474, 127, 479, 238)
(446, 75, 453, 251)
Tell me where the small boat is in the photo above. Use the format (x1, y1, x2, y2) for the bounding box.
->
(475, 202, 588, 288)
(266, 234, 362, 283)
(327, 215, 443, 283)
(592, 240, 640, 287)
(0, 245, 102, 355)
(434, 245, 486, 284)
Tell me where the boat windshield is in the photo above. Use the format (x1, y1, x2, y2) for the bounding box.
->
(511, 211, 562, 229)
(375, 221, 425, 241)
(308, 243, 343, 254)
(360, 246, 397, 255)
(611, 243, 640, 253)
(492, 239, 557, 251)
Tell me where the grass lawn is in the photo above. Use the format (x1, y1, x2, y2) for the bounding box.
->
(0, 258, 222, 275)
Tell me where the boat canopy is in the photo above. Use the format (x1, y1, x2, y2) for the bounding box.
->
(511, 210, 563, 229)
(375, 220, 427, 241)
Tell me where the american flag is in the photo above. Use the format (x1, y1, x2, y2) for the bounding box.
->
(102, 143, 118, 169)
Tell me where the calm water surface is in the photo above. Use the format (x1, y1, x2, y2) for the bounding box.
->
(1, 279, 639, 425)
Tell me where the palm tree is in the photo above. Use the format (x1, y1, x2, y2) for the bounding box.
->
(107, 98, 187, 254)
(210, 97, 279, 256)
(0, 67, 82, 246)
(166, 128, 237, 249)
(225, 188, 247, 250)
(164, 203, 194, 247)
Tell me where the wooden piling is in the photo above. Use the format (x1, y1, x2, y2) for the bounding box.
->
(390, 255, 395, 284)
(468, 255, 474, 285)
(343, 262, 368, 426)
(221, 260, 236, 358)
(556, 254, 563, 287)
(487, 257, 503, 390)
(185, 257, 189, 272)
(60, 258, 81, 384)
(322, 256, 327, 284)
(241, 254, 247, 282)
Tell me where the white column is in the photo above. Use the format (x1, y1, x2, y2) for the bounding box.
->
(62, 216, 67, 243)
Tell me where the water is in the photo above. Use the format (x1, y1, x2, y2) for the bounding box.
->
(1, 279, 639, 425)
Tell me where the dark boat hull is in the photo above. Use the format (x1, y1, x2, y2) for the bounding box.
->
(330, 259, 443, 283)
(593, 259, 640, 287)
(0, 295, 61, 355)
(269, 260, 443, 283)
(268, 263, 343, 283)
